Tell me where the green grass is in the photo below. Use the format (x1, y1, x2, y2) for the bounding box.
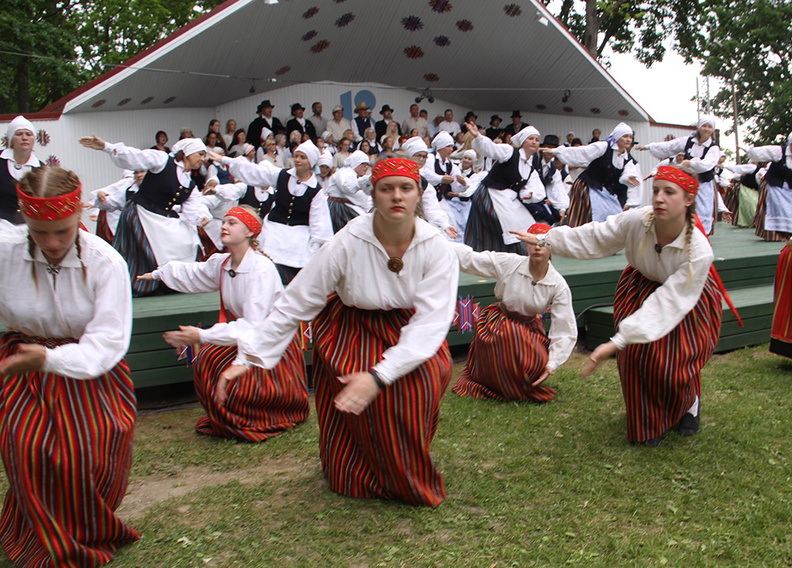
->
(1, 345, 791, 567)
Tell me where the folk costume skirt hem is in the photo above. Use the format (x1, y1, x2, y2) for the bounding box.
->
(464, 185, 527, 254)
(770, 245, 792, 359)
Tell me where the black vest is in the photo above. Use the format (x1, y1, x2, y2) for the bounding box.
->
(0, 158, 22, 223)
(354, 116, 373, 138)
(133, 157, 195, 218)
(434, 156, 453, 200)
(481, 148, 533, 193)
(684, 135, 716, 182)
(579, 146, 635, 206)
(764, 144, 792, 188)
(532, 154, 557, 187)
(740, 165, 761, 190)
(239, 186, 274, 219)
(267, 170, 320, 226)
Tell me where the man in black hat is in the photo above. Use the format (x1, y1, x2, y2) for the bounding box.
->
(503, 110, 529, 137)
(485, 115, 503, 140)
(286, 103, 317, 142)
(375, 104, 402, 140)
(460, 111, 483, 135)
(246, 100, 285, 148)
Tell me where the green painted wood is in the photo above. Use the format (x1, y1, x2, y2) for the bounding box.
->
(130, 366, 194, 389)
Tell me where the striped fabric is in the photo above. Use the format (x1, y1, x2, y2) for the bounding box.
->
(722, 183, 740, 226)
(112, 202, 165, 297)
(614, 267, 723, 443)
(453, 303, 556, 402)
(192, 338, 309, 442)
(464, 185, 527, 254)
(326, 197, 359, 234)
(311, 295, 452, 507)
(95, 211, 114, 244)
(754, 181, 792, 242)
(566, 178, 593, 228)
(0, 332, 139, 567)
(770, 245, 792, 359)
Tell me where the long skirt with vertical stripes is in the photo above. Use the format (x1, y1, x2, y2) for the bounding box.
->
(566, 178, 594, 228)
(192, 338, 309, 442)
(770, 245, 792, 358)
(327, 197, 360, 233)
(453, 303, 556, 402)
(112, 202, 167, 297)
(95, 210, 114, 244)
(464, 185, 526, 254)
(0, 332, 139, 568)
(310, 295, 452, 507)
(722, 182, 740, 226)
(754, 181, 792, 242)
(613, 267, 723, 443)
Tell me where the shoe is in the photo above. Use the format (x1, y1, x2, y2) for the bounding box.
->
(677, 412, 700, 436)
(644, 436, 662, 447)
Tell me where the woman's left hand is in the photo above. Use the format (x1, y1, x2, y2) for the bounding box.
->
(162, 326, 201, 347)
(334, 372, 381, 415)
(627, 176, 640, 187)
(444, 226, 459, 239)
(0, 344, 47, 375)
(509, 229, 539, 246)
(532, 365, 554, 386)
(581, 341, 619, 379)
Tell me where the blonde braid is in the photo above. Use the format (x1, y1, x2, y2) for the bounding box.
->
(27, 233, 38, 289)
(74, 232, 88, 283)
(638, 211, 655, 256)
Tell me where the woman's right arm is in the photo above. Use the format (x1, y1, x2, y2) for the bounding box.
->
(80, 135, 168, 173)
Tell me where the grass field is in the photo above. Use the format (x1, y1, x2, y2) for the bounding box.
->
(0, 345, 790, 567)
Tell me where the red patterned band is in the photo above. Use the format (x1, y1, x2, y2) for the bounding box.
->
(655, 165, 699, 195)
(371, 158, 420, 186)
(225, 206, 262, 236)
(17, 184, 83, 221)
(527, 223, 552, 234)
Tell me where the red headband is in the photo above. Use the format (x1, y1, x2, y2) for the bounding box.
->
(527, 223, 552, 234)
(17, 184, 82, 221)
(225, 206, 262, 236)
(655, 165, 699, 195)
(371, 158, 420, 186)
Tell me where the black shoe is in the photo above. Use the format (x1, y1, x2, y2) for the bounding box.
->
(644, 436, 663, 447)
(677, 412, 700, 436)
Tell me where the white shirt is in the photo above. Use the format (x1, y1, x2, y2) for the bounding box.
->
(221, 156, 333, 268)
(647, 136, 720, 175)
(552, 141, 642, 206)
(0, 148, 41, 180)
(437, 120, 461, 136)
(537, 156, 570, 211)
(0, 224, 131, 379)
(748, 144, 792, 170)
(421, 154, 466, 195)
(238, 213, 459, 384)
(472, 135, 546, 203)
(452, 244, 577, 371)
(152, 249, 283, 347)
(327, 118, 353, 142)
(402, 116, 431, 139)
(544, 206, 714, 349)
(324, 168, 372, 215)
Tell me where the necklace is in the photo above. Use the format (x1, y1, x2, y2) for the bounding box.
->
(387, 257, 403, 273)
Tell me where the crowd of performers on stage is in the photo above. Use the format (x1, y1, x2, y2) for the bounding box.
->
(0, 109, 791, 567)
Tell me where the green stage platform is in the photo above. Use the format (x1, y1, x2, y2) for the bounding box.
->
(1, 223, 781, 389)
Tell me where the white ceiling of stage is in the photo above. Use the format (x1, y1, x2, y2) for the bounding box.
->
(57, 0, 649, 121)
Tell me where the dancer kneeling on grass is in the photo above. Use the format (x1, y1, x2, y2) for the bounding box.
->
(138, 206, 309, 442)
(221, 158, 458, 506)
(0, 167, 138, 566)
(451, 223, 577, 402)
(512, 166, 723, 446)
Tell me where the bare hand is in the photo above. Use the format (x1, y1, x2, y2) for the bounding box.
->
(456, 175, 467, 185)
(627, 176, 640, 187)
(722, 211, 733, 224)
(89, 213, 98, 222)
(202, 180, 218, 195)
(465, 122, 480, 137)
(162, 325, 202, 347)
(207, 150, 224, 163)
(533, 365, 554, 386)
(441, 175, 455, 184)
(0, 344, 47, 375)
(136, 272, 155, 281)
(216, 364, 248, 406)
(96, 191, 109, 205)
(79, 134, 106, 151)
(634, 144, 647, 151)
(334, 372, 381, 414)
(199, 217, 210, 228)
(559, 209, 567, 223)
(509, 229, 539, 245)
(444, 226, 459, 239)
(581, 341, 619, 379)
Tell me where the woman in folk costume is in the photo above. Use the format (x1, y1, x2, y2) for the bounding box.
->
(636, 116, 721, 234)
(513, 166, 724, 446)
(0, 116, 42, 223)
(210, 140, 333, 285)
(399, 136, 459, 239)
(747, 133, 792, 241)
(88, 169, 144, 243)
(722, 162, 762, 227)
(79, 135, 212, 296)
(770, 239, 792, 358)
(324, 150, 372, 233)
(138, 206, 309, 442)
(442, 149, 486, 243)
(221, 158, 458, 506)
(462, 121, 546, 253)
(0, 168, 138, 566)
(550, 122, 642, 228)
(452, 223, 577, 403)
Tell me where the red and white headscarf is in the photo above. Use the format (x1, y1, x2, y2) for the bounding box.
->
(17, 184, 82, 221)
(225, 206, 262, 236)
(371, 158, 420, 186)
(655, 165, 699, 196)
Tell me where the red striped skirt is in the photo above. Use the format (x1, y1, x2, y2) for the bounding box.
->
(192, 338, 309, 442)
(95, 210, 114, 244)
(770, 245, 792, 358)
(0, 332, 139, 567)
(453, 303, 556, 402)
(614, 267, 723, 442)
(310, 295, 452, 507)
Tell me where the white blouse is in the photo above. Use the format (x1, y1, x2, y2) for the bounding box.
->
(152, 248, 283, 346)
(324, 168, 372, 214)
(452, 244, 577, 371)
(421, 154, 466, 195)
(237, 212, 459, 384)
(543, 206, 714, 349)
(472, 135, 546, 203)
(646, 136, 720, 175)
(0, 224, 131, 379)
(748, 145, 792, 171)
(0, 148, 41, 180)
